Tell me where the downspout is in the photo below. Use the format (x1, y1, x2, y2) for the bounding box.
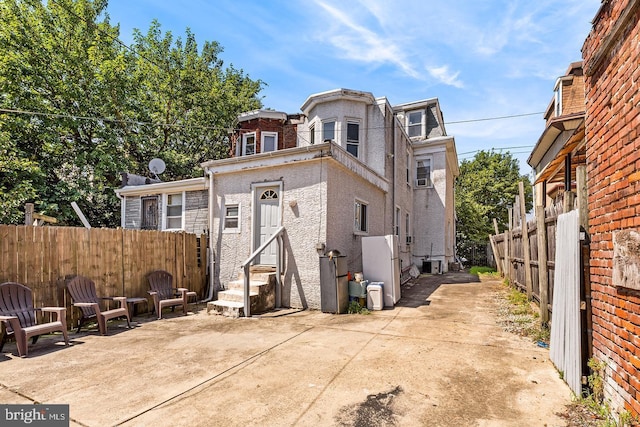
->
(391, 109, 396, 237)
(115, 191, 125, 228)
(202, 168, 216, 302)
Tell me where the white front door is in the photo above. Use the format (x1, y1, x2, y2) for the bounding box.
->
(254, 186, 280, 265)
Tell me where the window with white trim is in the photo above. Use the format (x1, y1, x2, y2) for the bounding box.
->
(354, 199, 368, 233)
(407, 110, 423, 138)
(346, 121, 359, 157)
(416, 158, 432, 187)
(223, 204, 240, 232)
(309, 123, 315, 145)
(164, 193, 184, 230)
(322, 120, 335, 142)
(261, 132, 278, 153)
(242, 132, 256, 155)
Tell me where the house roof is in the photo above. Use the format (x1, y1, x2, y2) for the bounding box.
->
(114, 177, 208, 196)
(527, 111, 585, 171)
(237, 109, 288, 123)
(300, 88, 376, 113)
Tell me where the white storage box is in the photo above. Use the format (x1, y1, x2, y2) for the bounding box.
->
(367, 283, 384, 310)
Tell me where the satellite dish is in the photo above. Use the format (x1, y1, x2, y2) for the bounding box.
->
(148, 158, 166, 176)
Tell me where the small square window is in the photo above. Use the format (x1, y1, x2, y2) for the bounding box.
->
(224, 204, 240, 231)
(261, 132, 278, 153)
(323, 121, 335, 142)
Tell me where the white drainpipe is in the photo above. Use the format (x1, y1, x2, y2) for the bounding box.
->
(203, 168, 216, 302)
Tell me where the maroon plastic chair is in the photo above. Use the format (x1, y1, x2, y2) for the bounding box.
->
(0, 282, 69, 357)
(66, 275, 130, 335)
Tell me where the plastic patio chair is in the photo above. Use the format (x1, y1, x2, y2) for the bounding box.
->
(0, 281, 69, 357)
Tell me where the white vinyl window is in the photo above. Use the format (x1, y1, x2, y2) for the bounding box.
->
(354, 199, 368, 233)
(164, 192, 184, 230)
(416, 158, 432, 187)
(407, 110, 423, 138)
(223, 204, 240, 232)
(261, 132, 278, 153)
(346, 121, 359, 157)
(322, 120, 336, 142)
(242, 132, 256, 155)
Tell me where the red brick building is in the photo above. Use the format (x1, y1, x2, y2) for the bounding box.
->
(582, 0, 640, 416)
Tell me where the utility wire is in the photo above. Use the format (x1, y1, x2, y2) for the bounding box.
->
(445, 111, 544, 125)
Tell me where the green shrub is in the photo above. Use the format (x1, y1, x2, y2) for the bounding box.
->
(469, 266, 497, 275)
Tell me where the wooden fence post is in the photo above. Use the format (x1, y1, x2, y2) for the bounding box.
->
(536, 205, 549, 324)
(519, 182, 533, 299)
(508, 206, 514, 283)
(489, 235, 503, 275)
(577, 165, 592, 359)
(24, 203, 34, 226)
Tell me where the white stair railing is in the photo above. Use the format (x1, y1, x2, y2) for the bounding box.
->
(240, 226, 285, 317)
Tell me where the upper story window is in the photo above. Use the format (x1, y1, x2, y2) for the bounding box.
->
(407, 110, 423, 138)
(416, 158, 432, 187)
(242, 132, 256, 155)
(346, 122, 359, 157)
(354, 199, 368, 233)
(261, 132, 278, 153)
(309, 124, 315, 145)
(406, 152, 410, 184)
(554, 82, 562, 117)
(323, 120, 336, 142)
(164, 192, 184, 230)
(395, 207, 400, 236)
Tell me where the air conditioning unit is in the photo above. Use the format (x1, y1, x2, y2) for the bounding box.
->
(415, 178, 427, 187)
(406, 236, 412, 244)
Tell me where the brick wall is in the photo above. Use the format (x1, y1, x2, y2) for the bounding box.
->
(583, 0, 640, 416)
(231, 117, 298, 155)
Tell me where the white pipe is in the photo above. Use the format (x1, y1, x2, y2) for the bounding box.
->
(202, 169, 216, 302)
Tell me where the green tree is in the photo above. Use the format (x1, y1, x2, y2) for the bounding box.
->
(0, 0, 263, 226)
(455, 150, 533, 246)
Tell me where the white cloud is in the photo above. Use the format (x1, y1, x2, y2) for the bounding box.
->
(427, 65, 464, 88)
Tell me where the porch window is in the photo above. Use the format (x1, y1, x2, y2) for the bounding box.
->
(141, 196, 158, 230)
(242, 132, 256, 155)
(224, 204, 240, 232)
(346, 122, 359, 157)
(354, 199, 368, 233)
(165, 193, 184, 230)
(261, 132, 278, 153)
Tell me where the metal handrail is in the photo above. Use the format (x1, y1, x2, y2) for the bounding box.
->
(240, 226, 284, 317)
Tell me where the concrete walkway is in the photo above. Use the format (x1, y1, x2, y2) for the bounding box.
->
(0, 272, 572, 426)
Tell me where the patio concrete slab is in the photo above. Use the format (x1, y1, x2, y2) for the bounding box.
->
(0, 273, 572, 426)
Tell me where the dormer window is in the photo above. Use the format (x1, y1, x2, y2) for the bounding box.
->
(322, 120, 335, 142)
(407, 110, 423, 138)
(261, 132, 278, 153)
(242, 132, 256, 155)
(346, 121, 359, 157)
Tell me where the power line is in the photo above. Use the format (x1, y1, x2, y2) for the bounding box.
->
(445, 111, 544, 125)
(458, 145, 534, 155)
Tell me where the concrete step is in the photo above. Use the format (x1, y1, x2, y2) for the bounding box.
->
(226, 279, 269, 292)
(218, 289, 258, 303)
(207, 300, 244, 318)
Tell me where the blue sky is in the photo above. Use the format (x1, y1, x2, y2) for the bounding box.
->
(106, 0, 600, 175)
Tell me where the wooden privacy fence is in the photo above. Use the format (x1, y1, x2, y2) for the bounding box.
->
(491, 168, 589, 326)
(0, 225, 207, 327)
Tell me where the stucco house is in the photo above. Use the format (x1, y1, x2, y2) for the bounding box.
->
(116, 88, 459, 312)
